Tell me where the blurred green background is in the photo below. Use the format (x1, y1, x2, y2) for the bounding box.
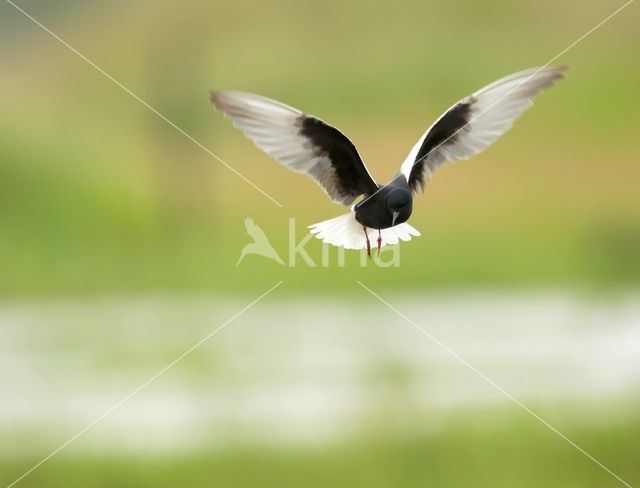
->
(1, 0, 639, 486)
(0, 0, 638, 295)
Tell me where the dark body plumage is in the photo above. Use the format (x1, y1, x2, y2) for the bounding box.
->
(354, 174, 413, 229)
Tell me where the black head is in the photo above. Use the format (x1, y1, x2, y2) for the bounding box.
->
(385, 188, 412, 226)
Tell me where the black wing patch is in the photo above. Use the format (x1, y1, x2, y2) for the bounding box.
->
(408, 101, 473, 192)
(299, 116, 379, 201)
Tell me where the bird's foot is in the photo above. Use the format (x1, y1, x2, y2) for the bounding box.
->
(363, 226, 371, 259)
(377, 229, 382, 256)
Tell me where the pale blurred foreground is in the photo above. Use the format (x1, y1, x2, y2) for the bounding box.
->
(2, 292, 638, 456)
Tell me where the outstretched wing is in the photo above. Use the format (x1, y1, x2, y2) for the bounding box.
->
(211, 90, 379, 206)
(400, 65, 567, 193)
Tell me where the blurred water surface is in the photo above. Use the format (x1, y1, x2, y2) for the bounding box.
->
(2, 292, 638, 456)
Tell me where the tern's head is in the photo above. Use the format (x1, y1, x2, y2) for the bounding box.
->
(385, 188, 412, 226)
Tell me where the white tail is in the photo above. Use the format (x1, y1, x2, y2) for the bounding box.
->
(308, 212, 420, 250)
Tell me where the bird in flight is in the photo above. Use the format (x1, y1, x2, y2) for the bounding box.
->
(211, 65, 566, 257)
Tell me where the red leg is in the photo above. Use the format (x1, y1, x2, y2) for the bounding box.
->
(377, 229, 382, 256)
(363, 226, 371, 258)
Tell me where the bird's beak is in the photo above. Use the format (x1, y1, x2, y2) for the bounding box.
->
(392, 211, 400, 227)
